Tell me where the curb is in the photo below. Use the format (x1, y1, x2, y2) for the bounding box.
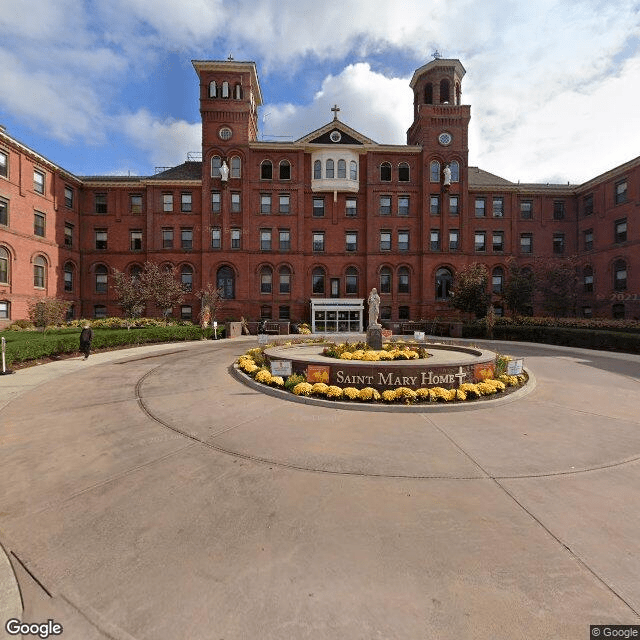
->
(0, 541, 22, 639)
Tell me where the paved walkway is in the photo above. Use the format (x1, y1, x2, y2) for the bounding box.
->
(1, 337, 639, 639)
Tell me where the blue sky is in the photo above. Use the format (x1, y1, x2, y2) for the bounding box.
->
(1, 0, 639, 183)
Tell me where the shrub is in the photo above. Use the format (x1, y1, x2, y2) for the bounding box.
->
(285, 373, 306, 392)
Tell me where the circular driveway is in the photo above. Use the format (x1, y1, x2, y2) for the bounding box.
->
(1, 338, 639, 639)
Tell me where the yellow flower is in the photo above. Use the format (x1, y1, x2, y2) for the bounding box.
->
(395, 387, 417, 401)
(255, 369, 272, 384)
(270, 376, 284, 387)
(455, 388, 467, 401)
(358, 387, 381, 401)
(362, 351, 380, 361)
(339, 352, 353, 359)
(416, 388, 431, 401)
(382, 389, 397, 402)
(343, 387, 360, 400)
(293, 382, 313, 396)
(311, 382, 329, 395)
(326, 386, 343, 399)
(243, 363, 259, 374)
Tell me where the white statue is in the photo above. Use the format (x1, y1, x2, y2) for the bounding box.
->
(220, 160, 229, 181)
(443, 164, 451, 186)
(368, 288, 381, 327)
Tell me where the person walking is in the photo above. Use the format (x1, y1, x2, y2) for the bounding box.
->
(79, 323, 94, 360)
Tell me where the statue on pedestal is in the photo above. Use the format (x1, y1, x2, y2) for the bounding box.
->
(220, 160, 229, 182)
(367, 288, 380, 327)
(443, 164, 452, 187)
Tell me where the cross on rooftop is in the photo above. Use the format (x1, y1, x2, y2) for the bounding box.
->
(331, 104, 340, 120)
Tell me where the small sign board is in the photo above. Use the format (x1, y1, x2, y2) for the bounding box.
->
(414, 331, 425, 341)
(257, 334, 269, 345)
(382, 329, 393, 339)
(507, 359, 524, 375)
(270, 360, 292, 377)
(307, 365, 330, 384)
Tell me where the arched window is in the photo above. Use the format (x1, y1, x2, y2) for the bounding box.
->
(0, 247, 9, 284)
(217, 266, 235, 299)
(313, 160, 322, 179)
(337, 159, 346, 179)
(425, 83, 433, 104)
(492, 267, 504, 294)
(234, 83, 242, 100)
(279, 160, 291, 180)
(583, 265, 594, 292)
(221, 81, 229, 98)
(260, 266, 273, 294)
(440, 79, 450, 103)
(436, 267, 453, 300)
(260, 160, 272, 180)
(379, 266, 392, 294)
(130, 264, 143, 279)
(430, 160, 441, 182)
(326, 159, 334, 179)
(380, 162, 391, 182)
(33, 255, 47, 289)
(181, 265, 193, 292)
(450, 160, 460, 182)
(279, 266, 291, 294)
(614, 259, 627, 291)
(230, 156, 241, 178)
(211, 155, 222, 178)
(64, 261, 74, 292)
(345, 267, 358, 295)
(312, 267, 326, 295)
(398, 162, 410, 182)
(95, 264, 108, 293)
(208, 81, 217, 98)
(398, 267, 410, 294)
(350, 160, 357, 181)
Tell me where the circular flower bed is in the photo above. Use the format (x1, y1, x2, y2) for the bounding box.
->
(236, 347, 527, 405)
(322, 341, 429, 361)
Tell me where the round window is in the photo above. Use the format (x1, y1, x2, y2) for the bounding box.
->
(219, 127, 233, 140)
(330, 130, 342, 143)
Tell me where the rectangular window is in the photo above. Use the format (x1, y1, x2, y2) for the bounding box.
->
(520, 200, 533, 219)
(399, 306, 410, 320)
(380, 230, 391, 251)
(474, 231, 486, 252)
(312, 232, 324, 252)
(181, 306, 192, 321)
(279, 229, 291, 251)
(261, 272, 272, 294)
(583, 194, 593, 216)
(313, 198, 325, 217)
(430, 195, 440, 215)
(345, 198, 357, 217)
(0, 197, 8, 226)
(261, 194, 272, 214)
(130, 195, 142, 214)
(94, 305, 107, 319)
(181, 228, 193, 249)
(520, 233, 533, 253)
(0, 150, 7, 178)
(449, 229, 459, 251)
(64, 186, 74, 208)
(398, 271, 410, 294)
(163, 194, 173, 212)
(584, 229, 593, 251)
(475, 198, 486, 217)
(162, 228, 173, 248)
(379, 195, 391, 215)
(584, 273, 594, 293)
(615, 180, 627, 205)
(398, 231, 409, 252)
(279, 194, 290, 214)
(211, 191, 221, 213)
(211, 227, 221, 249)
(34, 212, 46, 237)
(95, 229, 107, 250)
(553, 201, 565, 220)
(615, 218, 627, 243)
(64, 223, 73, 247)
(231, 228, 241, 249)
(492, 231, 504, 252)
(279, 305, 291, 320)
(0, 301, 9, 319)
(449, 195, 459, 215)
(95, 193, 107, 214)
(231, 192, 241, 213)
(260, 229, 272, 251)
(398, 196, 409, 216)
(33, 169, 45, 194)
(430, 229, 440, 252)
(34, 264, 45, 288)
(130, 230, 143, 251)
(345, 232, 357, 252)
(492, 197, 504, 217)
(553, 233, 565, 254)
(280, 271, 291, 294)
(181, 192, 192, 212)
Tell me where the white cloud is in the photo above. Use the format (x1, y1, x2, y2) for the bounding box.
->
(118, 109, 201, 168)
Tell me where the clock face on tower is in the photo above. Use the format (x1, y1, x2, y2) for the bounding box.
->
(438, 132, 452, 146)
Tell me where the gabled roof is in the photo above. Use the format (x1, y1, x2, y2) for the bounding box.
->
(296, 119, 377, 145)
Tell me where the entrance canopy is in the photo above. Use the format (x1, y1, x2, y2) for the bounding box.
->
(310, 298, 364, 333)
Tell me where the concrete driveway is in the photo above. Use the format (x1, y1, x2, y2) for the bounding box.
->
(1, 337, 639, 639)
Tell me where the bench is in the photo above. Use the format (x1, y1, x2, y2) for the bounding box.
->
(401, 321, 427, 335)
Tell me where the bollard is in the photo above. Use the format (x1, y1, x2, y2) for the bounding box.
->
(1, 336, 14, 375)
(213, 321, 218, 340)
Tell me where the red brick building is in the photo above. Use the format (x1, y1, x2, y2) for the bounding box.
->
(1, 57, 638, 328)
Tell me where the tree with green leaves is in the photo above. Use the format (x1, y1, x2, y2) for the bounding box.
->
(502, 258, 535, 317)
(27, 297, 70, 334)
(449, 263, 491, 319)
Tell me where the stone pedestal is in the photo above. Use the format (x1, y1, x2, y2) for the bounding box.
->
(366, 324, 383, 350)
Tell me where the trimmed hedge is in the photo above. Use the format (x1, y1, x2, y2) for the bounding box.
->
(1, 326, 212, 367)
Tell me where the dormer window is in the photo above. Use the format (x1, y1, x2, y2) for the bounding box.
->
(209, 81, 217, 98)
